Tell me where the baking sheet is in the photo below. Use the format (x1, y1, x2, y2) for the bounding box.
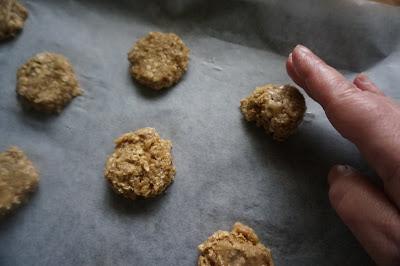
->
(0, 0, 399, 265)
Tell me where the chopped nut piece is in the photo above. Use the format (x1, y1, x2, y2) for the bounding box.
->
(198, 222, 274, 266)
(240, 84, 306, 141)
(16, 52, 82, 113)
(0, 146, 39, 215)
(0, 0, 28, 40)
(128, 32, 189, 90)
(104, 128, 175, 199)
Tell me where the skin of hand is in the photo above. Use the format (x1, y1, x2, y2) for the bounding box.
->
(286, 45, 400, 266)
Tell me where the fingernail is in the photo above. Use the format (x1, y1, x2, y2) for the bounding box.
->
(328, 165, 355, 186)
(335, 165, 354, 175)
(295, 44, 310, 55)
(288, 52, 293, 60)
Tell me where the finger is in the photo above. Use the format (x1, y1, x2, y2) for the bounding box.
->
(353, 73, 385, 96)
(290, 45, 400, 211)
(286, 53, 307, 89)
(328, 165, 400, 266)
(291, 45, 359, 109)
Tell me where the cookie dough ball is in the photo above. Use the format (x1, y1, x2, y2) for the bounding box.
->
(16, 52, 82, 113)
(0, 146, 39, 215)
(240, 84, 306, 141)
(198, 222, 274, 266)
(104, 128, 176, 200)
(128, 32, 189, 90)
(0, 0, 28, 41)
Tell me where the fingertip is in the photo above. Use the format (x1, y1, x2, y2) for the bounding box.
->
(327, 164, 400, 266)
(290, 45, 361, 111)
(293, 44, 312, 56)
(291, 46, 308, 73)
(290, 44, 327, 82)
(286, 53, 307, 89)
(291, 45, 316, 64)
(328, 165, 356, 186)
(327, 165, 367, 221)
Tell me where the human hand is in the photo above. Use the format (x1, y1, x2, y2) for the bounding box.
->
(286, 45, 400, 266)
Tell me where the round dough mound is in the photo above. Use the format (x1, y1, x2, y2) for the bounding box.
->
(240, 84, 306, 141)
(0, 0, 28, 40)
(198, 222, 274, 266)
(0, 146, 39, 215)
(104, 128, 176, 199)
(128, 32, 189, 90)
(16, 52, 82, 113)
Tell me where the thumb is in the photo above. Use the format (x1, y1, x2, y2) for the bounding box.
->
(328, 165, 400, 266)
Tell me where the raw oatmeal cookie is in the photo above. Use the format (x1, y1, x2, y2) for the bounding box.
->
(0, 0, 28, 40)
(128, 32, 189, 90)
(0, 146, 39, 215)
(240, 84, 306, 141)
(104, 128, 175, 200)
(16, 52, 82, 113)
(198, 222, 274, 266)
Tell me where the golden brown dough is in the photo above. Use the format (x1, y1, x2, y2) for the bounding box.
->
(0, 146, 39, 215)
(240, 84, 306, 141)
(0, 0, 28, 40)
(16, 52, 82, 113)
(128, 32, 189, 90)
(198, 222, 274, 266)
(104, 128, 175, 200)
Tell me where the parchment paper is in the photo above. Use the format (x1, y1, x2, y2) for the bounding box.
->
(1, 0, 399, 265)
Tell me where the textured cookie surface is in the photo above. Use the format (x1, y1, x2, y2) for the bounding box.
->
(17, 52, 82, 113)
(104, 128, 175, 199)
(240, 84, 306, 141)
(198, 222, 274, 266)
(0, 0, 28, 40)
(128, 32, 189, 90)
(0, 146, 39, 215)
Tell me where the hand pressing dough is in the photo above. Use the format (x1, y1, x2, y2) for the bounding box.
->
(104, 128, 175, 200)
(0, 0, 28, 40)
(240, 84, 306, 141)
(128, 32, 189, 90)
(198, 222, 274, 266)
(0, 147, 39, 215)
(16, 52, 82, 113)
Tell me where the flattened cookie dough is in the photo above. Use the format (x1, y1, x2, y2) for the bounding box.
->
(0, 0, 28, 40)
(240, 84, 306, 141)
(0, 146, 39, 215)
(128, 32, 189, 90)
(104, 128, 175, 200)
(198, 222, 274, 266)
(17, 52, 82, 113)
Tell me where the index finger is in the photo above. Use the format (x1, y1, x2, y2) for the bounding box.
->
(290, 45, 359, 109)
